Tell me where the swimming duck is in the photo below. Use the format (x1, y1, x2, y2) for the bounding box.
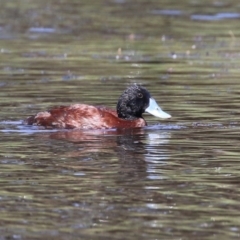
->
(25, 84, 171, 129)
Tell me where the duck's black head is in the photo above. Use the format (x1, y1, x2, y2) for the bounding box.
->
(116, 84, 171, 120)
(117, 85, 150, 120)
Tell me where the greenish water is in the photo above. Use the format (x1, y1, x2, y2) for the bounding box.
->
(1, 0, 240, 239)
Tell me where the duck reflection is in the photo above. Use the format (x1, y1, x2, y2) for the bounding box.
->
(36, 127, 171, 179)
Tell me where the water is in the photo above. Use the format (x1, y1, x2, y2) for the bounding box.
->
(1, 0, 240, 239)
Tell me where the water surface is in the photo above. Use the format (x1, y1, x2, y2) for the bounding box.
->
(1, 0, 240, 239)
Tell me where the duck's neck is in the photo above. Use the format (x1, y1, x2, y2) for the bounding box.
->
(117, 106, 143, 120)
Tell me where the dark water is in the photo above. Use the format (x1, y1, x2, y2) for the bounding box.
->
(1, 0, 240, 239)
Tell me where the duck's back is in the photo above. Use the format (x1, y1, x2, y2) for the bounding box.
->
(25, 104, 146, 129)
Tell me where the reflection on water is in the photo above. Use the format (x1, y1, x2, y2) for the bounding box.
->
(0, 126, 173, 238)
(191, 12, 240, 21)
(1, 122, 240, 239)
(152, 9, 240, 21)
(1, 0, 240, 239)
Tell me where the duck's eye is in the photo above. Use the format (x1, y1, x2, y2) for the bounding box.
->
(138, 93, 143, 98)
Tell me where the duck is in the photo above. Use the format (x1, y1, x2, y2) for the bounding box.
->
(25, 84, 171, 129)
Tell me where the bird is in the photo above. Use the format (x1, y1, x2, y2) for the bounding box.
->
(24, 84, 171, 130)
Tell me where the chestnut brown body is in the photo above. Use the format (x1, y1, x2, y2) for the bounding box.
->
(26, 104, 146, 129)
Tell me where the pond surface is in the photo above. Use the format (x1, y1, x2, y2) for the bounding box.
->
(1, 0, 240, 239)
